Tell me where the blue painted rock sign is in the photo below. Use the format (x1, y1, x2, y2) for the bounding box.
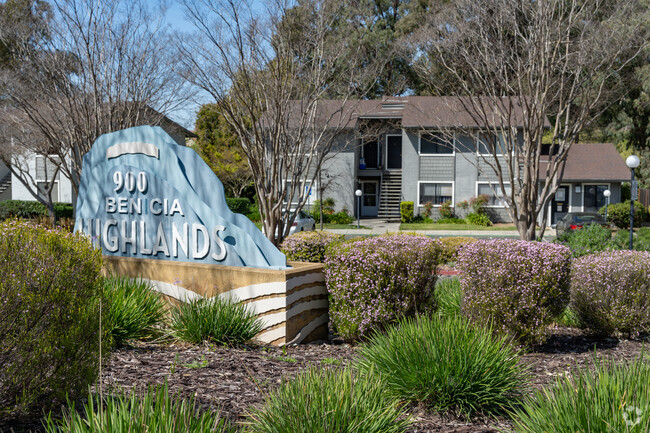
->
(74, 126, 287, 269)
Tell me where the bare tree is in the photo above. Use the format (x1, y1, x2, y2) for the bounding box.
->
(179, 0, 384, 244)
(411, 0, 649, 240)
(0, 0, 190, 209)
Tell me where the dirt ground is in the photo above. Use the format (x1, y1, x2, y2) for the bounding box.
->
(1, 326, 646, 433)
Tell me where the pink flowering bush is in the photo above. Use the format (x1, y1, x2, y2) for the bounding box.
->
(571, 251, 650, 337)
(324, 234, 442, 340)
(457, 239, 571, 346)
(0, 220, 108, 415)
(280, 231, 344, 263)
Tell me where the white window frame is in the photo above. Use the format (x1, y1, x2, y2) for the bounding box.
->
(385, 134, 402, 170)
(476, 131, 509, 157)
(418, 131, 456, 156)
(283, 179, 316, 207)
(35, 155, 60, 202)
(417, 181, 455, 207)
(581, 183, 611, 212)
(475, 181, 511, 208)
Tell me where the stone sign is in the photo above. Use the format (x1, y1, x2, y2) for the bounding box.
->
(74, 126, 286, 269)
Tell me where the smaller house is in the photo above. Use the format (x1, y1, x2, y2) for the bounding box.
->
(542, 143, 630, 224)
(2, 114, 196, 205)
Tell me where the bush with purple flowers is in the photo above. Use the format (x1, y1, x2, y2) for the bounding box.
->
(324, 234, 442, 340)
(457, 239, 571, 346)
(571, 251, 650, 337)
(0, 220, 108, 416)
(280, 231, 344, 263)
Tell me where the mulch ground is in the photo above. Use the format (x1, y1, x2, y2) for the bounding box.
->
(1, 327, 647, 433)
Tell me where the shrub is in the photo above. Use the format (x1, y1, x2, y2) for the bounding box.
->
(246, 203, 261, 222)
(571, 251, 650, 337)
(324, 234, 442, 340)
(171, 296, 263, 345)
(0, 200, 74, 219)
(438, 236, 479, 263)
(609, 228, 650, 251)
(435, 278, 463, 317)
(436, 217, 466, 224)
(411, 215, 433, 223)
(601, 200, 648, 229)
(439, 200, 454, 219)
(423, 201, 434, 218)
(329, 210, 354, 224)
(280, 231, 344, 263)
(44, 384, 235, 433)
(511, 356, 650, 433)
(0, 221, 107, 415)
(457, 239, 571, 346)
(465, 212, 492, 226)
(555, 223, 612, 257)
(105, 275, 166, 346)
(469, 194, 489, 214)
(357, 315, 529, 418)
(247, 366, 411, 433)
(400, 201, 414, 223)
(225, 197, 252, 215)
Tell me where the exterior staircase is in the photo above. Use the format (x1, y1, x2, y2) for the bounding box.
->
(378, 170, 402, 220)
(0, 172, 11, 197)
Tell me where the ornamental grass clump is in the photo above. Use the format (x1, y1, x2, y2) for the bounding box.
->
(356, 314, 529, 418)
(324, 234, 442, 340)
(171, 296, 263, 345)
(246, 366, 411, 433)
(44, 383, 235, 433)
(435, 277, 463, 317)
(571, 251, 650, 337)
(105, 275, 166, 346)
(511, 356, 650, 433)
(457, 239, 571, 346)
(0, 220, 108, 416)
(280, 231, 344, 263)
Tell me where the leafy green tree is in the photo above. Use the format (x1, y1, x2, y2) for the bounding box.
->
(193, 104, 254, 198)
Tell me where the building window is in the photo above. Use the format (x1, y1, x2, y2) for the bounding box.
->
(35, 155, 60, 202)
(361, 138, 380, 168)
(477, 132, 507, 155)
(418, 182, 453, 206)
(420, 132, 453, 155)
(284, 179, 315, 207)
(583, 184, 609, 212)
(477, 182, 511, 207)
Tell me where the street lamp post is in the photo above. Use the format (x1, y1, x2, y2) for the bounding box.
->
(626, 155, 640, 250)
(603, 189, 611, 222)
(355, 189, 362, 229)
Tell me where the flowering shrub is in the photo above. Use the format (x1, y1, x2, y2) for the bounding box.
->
(438, 236, 479, 262)
(439, 200, 454, 219)
(457, 239, 571, 346)
(571, 251, 650, 337)
(280, 231, 344, 263)
(324, 234, 442, 340)
(0, 220, 107, 415)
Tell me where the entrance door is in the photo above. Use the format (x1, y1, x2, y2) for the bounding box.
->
(386, 135, 402, 170)
(360, 180, 379, 217)
(551, 185, 570, 224)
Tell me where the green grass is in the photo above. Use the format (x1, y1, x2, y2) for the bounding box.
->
(171, 296, 263, 345)
(245, 366, 411, 433)
(104, 275, 166, 346)
(356, 314, 529, 418)
(44, 384, 235, 433)
(321, 223, 370, 229)
(400, 223, 517, 231)
(511, 356, 650, 433)
(435, 278, 462, 317)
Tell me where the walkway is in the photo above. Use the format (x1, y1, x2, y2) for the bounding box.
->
(324, 219, 556, 240)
